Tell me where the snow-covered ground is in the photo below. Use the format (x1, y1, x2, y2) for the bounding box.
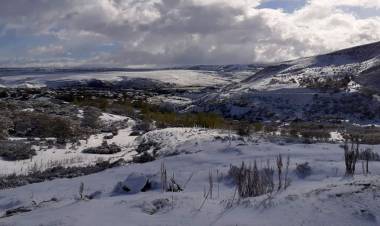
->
(0, 114, 136, 176)
(1, 126, 380, 226)
(0, 126, 232, 176)
(0, 70, 229, 88)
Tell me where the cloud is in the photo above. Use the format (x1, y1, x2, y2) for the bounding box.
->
(0, 0, 379, 67)
(312, 0, 380, 9)
(29, 45, 65, 56)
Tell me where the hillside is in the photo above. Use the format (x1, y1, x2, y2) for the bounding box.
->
(195, 41, 380, 123)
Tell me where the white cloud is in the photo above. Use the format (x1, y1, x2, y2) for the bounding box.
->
(0, 0, 379, 66)
(29, 45, 65, 56)
(311, 0, 380, 9)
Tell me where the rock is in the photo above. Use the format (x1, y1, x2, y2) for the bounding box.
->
(3, 206, 32, 218)
(112, 173, 152, 195)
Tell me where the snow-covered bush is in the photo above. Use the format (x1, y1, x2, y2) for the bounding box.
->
(299, 75, 352, 91)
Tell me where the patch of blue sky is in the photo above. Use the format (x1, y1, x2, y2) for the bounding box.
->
(65, 42, 122, 60)
(338, 6, 380, 19)
(0, 32, 56, 57)
(258, 0, 307, 13)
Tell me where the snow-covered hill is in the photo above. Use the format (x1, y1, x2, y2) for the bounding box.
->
(0, 70, 230, 89)
(193, 41, 380, 122)
(231, 41, 380, 92)
(1, 42, 379, 92)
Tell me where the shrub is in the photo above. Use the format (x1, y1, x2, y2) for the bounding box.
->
(358, 148, 380, 175)
(0, 161, 122, 190)
(263, 124, 278, 135)
(142, 111, 228, 129)
(133, 152, 156, 163)
(299, 75, 352, 91)
(135, 138, 161, 154)
(0, 115, 13, 140)
(160, 162, 182, 193)
(253, 122, 263, 132)
(228, 161, 274, 198)
(81, 106, 102, 129)
(342, 137, 360, 176)
(11, 112, 80, 143)
(236, 122, 251, 137)
(358, 149, 380, 161)
(0, 141, 36, 161)
(132, 120, 153, 134)
(295, 162, 312, 179)
(72, 97, 231, 130)
(287, 122, 332, 141)
(167, 176, 183, 192)
(343, 126, 380, 145)
(82, 141, 122, 154)
(299, 130, 331, 141)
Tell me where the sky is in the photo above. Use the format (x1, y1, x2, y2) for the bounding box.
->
(0, 0, 379, 67)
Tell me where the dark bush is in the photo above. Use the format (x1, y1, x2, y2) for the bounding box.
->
(81, 106, 102, 129)
(295, 162, 312, 179)
(0, 160, 123, 190)
(11, 112, 80, 143)
(358, 149, 380, 161)
(342, 138, 360, 176)
(136, 139, 160, 154)
(0, 115, 13, 140)
(132, 152, 156, 163)
(132, 120, 153, 134)
(285, 122, 333, 141)
(236, 122, 251, 137)
(82, 141, 122, 155)
(228, 162, 274, 198)
(0, 141, 36, 161)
